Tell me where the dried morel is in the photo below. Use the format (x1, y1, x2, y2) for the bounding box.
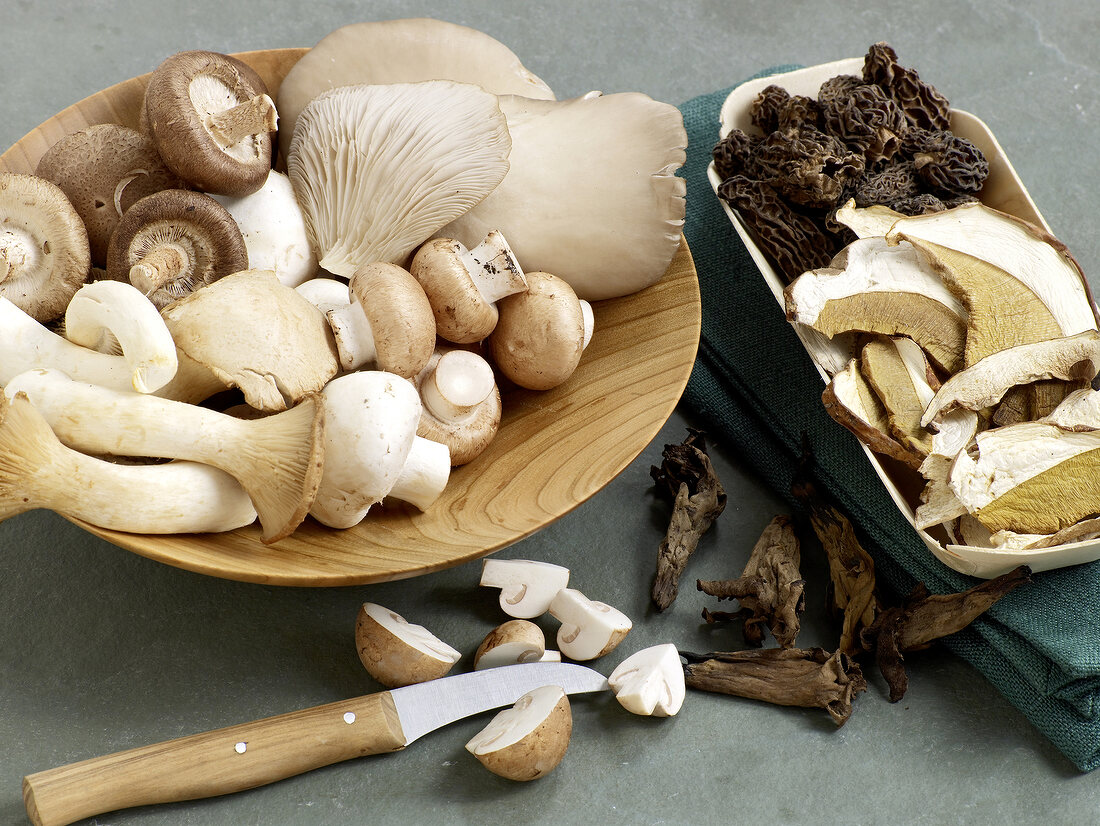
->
(818, 74, 865, 108)
(853, 161, 921, 208)
(697, 514, 805, 648)
(681, 647, 867, 726)
(860, 565, 1032, 701)
(907, 129, 989, 197)
(750, 84, 791, 134)
(889, 192, 949, 216)
(863, 42, 951, 131)
(820, 83, 909, 164)
(650, 429, 727, 611)
(712, 128, 758, 181)
(752, 127, 865, 210)
(777, 95, 823, 131)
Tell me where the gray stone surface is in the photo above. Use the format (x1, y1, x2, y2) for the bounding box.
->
(3, 1, 1100, 823)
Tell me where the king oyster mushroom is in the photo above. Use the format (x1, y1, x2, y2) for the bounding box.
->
(437, 91, 687, 301)
(276, 17, 554, 162)
(287, 81, 511, 277)
(0, 172, 90, 322)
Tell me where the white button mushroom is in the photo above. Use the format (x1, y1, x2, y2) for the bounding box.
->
(473, 620, 547, 670)
(464, 684, 572, 782)
(607, 644, 686, 717)
(415, 348, 501, 466)
(548, 588, 632, 661)
(355, 602, 461, 688)
(480, 558, 571, 619)
(295, 277, 350, 315)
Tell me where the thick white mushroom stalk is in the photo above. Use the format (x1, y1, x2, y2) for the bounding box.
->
(287, 80, 512, 276)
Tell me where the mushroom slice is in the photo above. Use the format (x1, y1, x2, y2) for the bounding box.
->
(921, 331, 1100, 429)
(465, 685, 572, 782)
(144, 51, 277, 197)
(913, 408, 979, 531)
(784, 236, 967, 374)
(276, 18, 554, 163)
(821, 357, 922, 471)
(439, 92, 687, 301)
(35, 123, 187, 266)
(160, 269, 339, 412)
(473, 620, 547, 670)
(548, 588, 632, 661)
(5, 369, 323, 544)
(1042, 387, 1100, 432)
(415, 348, 502, 466)
(355, 602, 461, 688)
(0, 172, 90, 322)
(833, 199, 906, 239)
(287, 81, 511, 277)
(950, 420, 1100, 535)
(608, 643, 686, 718)
(480, 558, 571, 619)
(860, 336, 940, 459)
(106, 189, 248, 309)
(210, 171, 317, 288)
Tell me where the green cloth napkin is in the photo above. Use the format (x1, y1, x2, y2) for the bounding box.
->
(677, 75, 1100, 772)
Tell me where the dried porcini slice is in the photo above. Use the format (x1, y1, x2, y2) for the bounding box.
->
(650, 429, 727, 611)
(862, 42, 951, 131)
(860, 336, 940, 459)
(752, 127, 865, 210)
(697, 514, 805, 648)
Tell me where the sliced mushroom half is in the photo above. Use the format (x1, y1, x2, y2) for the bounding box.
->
(464, 685, 572, 781)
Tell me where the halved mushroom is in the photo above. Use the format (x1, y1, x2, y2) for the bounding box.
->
(0, 172, 90, 321)
(480, 558, 571, 619)
(35, 123, 187, 266)
(415, 348, 501, 466)
(607, 644, 686, 717)
(464, 685, 572, 782)
(287, 81, 511, 277)
(473, 620, 547, 670)
(548, 588, 631, 661)
(355, 602, 461, 688)
(143, 50, 277, 197)
(489, 271, 594, 391)
(105, 189, 248, 309)
(276, 18, 555, 162)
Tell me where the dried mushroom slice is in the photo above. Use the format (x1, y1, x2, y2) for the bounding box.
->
(1042, 387, 1100, 432)
(914, 408, 979, 531)
(860, 336, 939, 458)
(834, 199, 906, 239)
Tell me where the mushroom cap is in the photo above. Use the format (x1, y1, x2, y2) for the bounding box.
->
(416, 349, 502, 466)
(465, 685, 572, 781)
(355, 602, 461, 688)
(106, 189, 248, 309)
(0, 172, 90, 322)
(473, 620, 547, 670)
(411, 239, 500, 343)
(490, 271, 586, 391)
(286, 81, 511, 277)
(276, 18, 554, 162)
(348, 262, 436, 379)
(143, 50, 275, 197)
(160, 269, 339, 411)
(35, 123, 187, 266)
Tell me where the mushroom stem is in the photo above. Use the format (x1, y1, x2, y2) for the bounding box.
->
(421, 350, 496, 424)
(0, 393, 256, 534)
(461, 230, 527, 304)
(129, 242, 191, 296)
(387, 436, 451, 511)
(326, 300, 378, 371)
(202, 93, 279, 151)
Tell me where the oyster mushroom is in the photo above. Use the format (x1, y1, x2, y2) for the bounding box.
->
(143, 50, 277, 197)
(287, 81, 511, 277)
(410, 232, 528, 343)
(464, 685, 572, 782)
(415, 348, 502, 466)
(34, 123, 187, 266)
(607, 643, 686, 717)
(489, 271, 594, 391)
(105, 189, 248, 309)
(355, 602, 461, 688)
(480, 558, 571, 619)
(438, 91, 687, 301)
(0, 172, 90, 321)
(276, 17, 554, 162)
(548, 588, 631, 661)
(473, 620, 547, 670)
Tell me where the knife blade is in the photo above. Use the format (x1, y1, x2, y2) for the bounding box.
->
(23, 662, 610, 826)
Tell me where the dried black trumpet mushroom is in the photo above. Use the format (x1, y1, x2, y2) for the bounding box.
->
(650, 429, 727, 611)
(752, 127, 865, 210)
(716, 175, 837, 282)
(697, 514, 806, 648)
(863, 41, 952, 131)
(907, 129, 989, 197)
(853, 161, 921, 208)
(681, 648, 867, 726)
(751, 84, 791, 134)
(820, 83, 909, 164)
(712, 128, 759, 181)
(860, 565, 1032, 702)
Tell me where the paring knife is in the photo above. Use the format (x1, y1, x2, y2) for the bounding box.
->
(23, 661, 610, 826)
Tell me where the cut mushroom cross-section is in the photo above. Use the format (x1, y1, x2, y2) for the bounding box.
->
(608, 643, 686, 717)
(465, 684, 572, 781)
(480, 558, 571, 619)
(548, 588, 632, 661)
(415, 348, 502, 466)
(355, 602, 461, 688)
(474, 621, 548, 670)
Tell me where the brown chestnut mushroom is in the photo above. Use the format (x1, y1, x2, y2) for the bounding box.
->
(489, 271, 594, 390)
(355, 602, 461, 688)
(143, 50, 277, 197)
(415, 348, 501, 466)
(464, 685, 572, 781)
(105, 189, 248, 309)
(473, 620, 547, 670)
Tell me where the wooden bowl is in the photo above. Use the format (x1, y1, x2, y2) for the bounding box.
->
(0, 48, 701, 586)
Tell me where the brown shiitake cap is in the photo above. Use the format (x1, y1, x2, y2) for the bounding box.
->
(35, 123, 187, 266)
(490, 271, 585, 391)
(0, 172, 90, 322)
(348, 262, 436, 379)
(105, 189, 248, 310)
(143, 50, 277, 197)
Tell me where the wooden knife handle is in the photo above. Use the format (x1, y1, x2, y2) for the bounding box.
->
(23, 691, 406, 826)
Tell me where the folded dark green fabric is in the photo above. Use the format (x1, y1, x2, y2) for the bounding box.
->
(677, 75, 1100, 771)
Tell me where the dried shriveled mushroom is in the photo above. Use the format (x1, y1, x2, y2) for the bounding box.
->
(355, 602, 461, 688)
(607, 644, 686, 717)
(913, 408, 978, 531)
(415, 348, 502, 466)
(0, 172, 90, 321)
(287, 81, 511, 277)
(144, 50, 277, 197)
(465, 685, 572, 782)
(439, 91, 687, 301)
(480, 558, 571, 619)
(473, 620, 547, 670)
(548, 589, 631, 661)
(860, 336, 940, 459)
(106, 189, 248, 309)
